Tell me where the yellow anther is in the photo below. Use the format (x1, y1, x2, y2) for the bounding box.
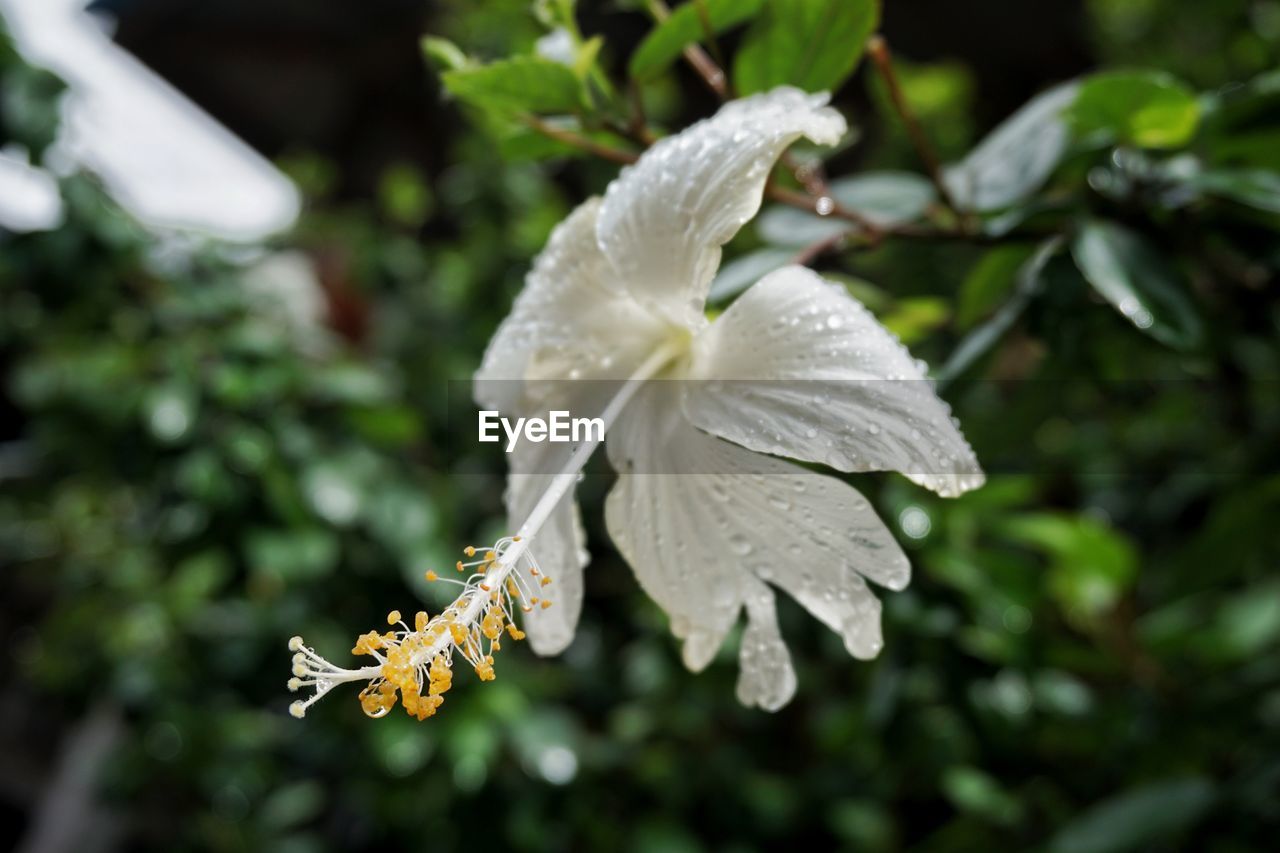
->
(513, 536, 521, 542)
(540, 577, 552, 586)
(484, 551, 496, 562)
(506, 624, 526, 641)
(387, 610, 401, 626)
(530, 597, 539, 605)
(456, 561, 464, 572)
(464, 546, 476, 557)
(425, 570, 438, 582)
(415, 611, 429, 632)
(540, 600, 552, 609)
(351, 630, 384, 656)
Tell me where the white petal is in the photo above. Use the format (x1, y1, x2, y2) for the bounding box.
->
(604, 387, 743, 670)
(507, 473, 588, 654)
(605, 384, 907, 701)
(474, 198, 666, 412)
(596, 87, 846, 330)
(735, 579, 797, 712)
(685, 266, 985, 497)
(504, 423, 589, 655)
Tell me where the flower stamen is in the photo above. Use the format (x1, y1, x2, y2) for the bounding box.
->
(286, 536, 552, 722)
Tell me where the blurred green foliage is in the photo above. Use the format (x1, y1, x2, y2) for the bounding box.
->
(2, 1, 1279, 851)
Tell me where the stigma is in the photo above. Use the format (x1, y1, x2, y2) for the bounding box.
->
(287, 536, 550, 722)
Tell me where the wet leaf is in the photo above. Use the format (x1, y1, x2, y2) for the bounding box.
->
(442, 56, 583, 115)
(1190, 168, 1280, 213)
(630, 0, 765, 81)
(733, 0, 879, 95)
(1049, 778, 1215, 853)
(1067, 71, 1201, 149)
(945, 81, 1080, 211)
(1071, 220, 1203, 349)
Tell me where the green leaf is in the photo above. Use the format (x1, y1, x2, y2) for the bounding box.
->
(1071, 220, 1203, 350)
(1199, 69, 1280, 169)
(630, 0, 765, 81)
(573, 35, 605, 78)
(756, 172, 933, 246)
(468, 112, 608, 162)
(708, 247, 796, 301)
(245, 528, 340, 582)
(1000, 513, 1138, 619)
(880, 297, 949, 345)
(1067, 71, 1201, 149)
(1210, 581, 1280, 659)
(937, 237, 1062, 383)
(733, 0, 880, 95)
(259, 781, 325, 830)
(0, 63, 66, 155)
(441, 56, 584, 115)
(941, 766, 1023, 825)
(957, 244, 1036, 328)
(1049, 778, 1215, 853)
(421, 36, 468, 71)
(1190, 168, 1280, 214)
(945, 81, 1080, 211)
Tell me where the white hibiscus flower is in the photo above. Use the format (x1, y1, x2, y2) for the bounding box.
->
(474, 87, 985, 711)
(285, 87, 982, 722)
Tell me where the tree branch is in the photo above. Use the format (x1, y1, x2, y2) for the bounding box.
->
(867, 35, 963, 216)
(643, 0, 730, 100)
(523, 116, 639, 165)
(522, 111, 1054, 249)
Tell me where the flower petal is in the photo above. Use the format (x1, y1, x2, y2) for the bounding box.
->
(474, 197, 666, 412)
(596, 87, 846, 330)
(605, 383, 907, 699)
(505, 428, 589, 655)
(685, 265, 985, 497)
(735, 579, 797, 712)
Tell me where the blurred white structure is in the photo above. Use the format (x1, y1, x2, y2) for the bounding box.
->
(0, 147, 63, 231)
(0, 0, 299, 239)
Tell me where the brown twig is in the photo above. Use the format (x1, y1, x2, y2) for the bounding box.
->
(692, 0, 728, 79)
(627, 81, 657, 145)
(764, 184, 882, 235)
(866, 35, 962, 216)
(646, 0, 729, 99)
(523, 116, 639, 165)
(792, 229, 864, 267)
(523, 111, 1053, 247)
